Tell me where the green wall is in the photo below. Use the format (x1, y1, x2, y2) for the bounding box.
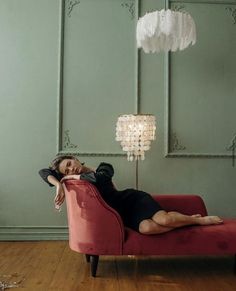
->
(0, 0, 235, 240)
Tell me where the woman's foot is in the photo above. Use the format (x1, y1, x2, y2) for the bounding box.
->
(198, 216, 223, 225)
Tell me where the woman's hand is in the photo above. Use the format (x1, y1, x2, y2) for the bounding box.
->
(54, 182, 65, 207)
(60, 174, 81, 182)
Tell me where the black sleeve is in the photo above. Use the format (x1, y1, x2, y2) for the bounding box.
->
(80, 162, 114, 184)
(80, 172, 97, 183)
(38, 168, 63, 187)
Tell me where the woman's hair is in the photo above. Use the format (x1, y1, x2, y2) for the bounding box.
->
(50, 155, 77, 173)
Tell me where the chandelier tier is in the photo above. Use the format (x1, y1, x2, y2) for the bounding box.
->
(116, 114, 156, 161)
(136, 9, 196, 53)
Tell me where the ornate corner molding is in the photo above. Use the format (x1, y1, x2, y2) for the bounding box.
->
(170, 132, 186, 151)
(226, 134, 236, 166)
(67, 0, 80, 17)
(172, 4, 185, 12)
(63, 130, 79, 149)
(121, 1, 135, 19)
(225, 7, 236, 24)
(226, 134, 236, 151)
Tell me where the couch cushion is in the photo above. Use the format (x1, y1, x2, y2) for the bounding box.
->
(123, 219, 236, 255)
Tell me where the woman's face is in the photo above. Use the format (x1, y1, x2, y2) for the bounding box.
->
(58, 158, 83, 176)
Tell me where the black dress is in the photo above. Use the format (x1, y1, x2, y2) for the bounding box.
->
(39, 162, 163, 232)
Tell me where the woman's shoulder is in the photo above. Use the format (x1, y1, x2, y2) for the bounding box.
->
(95, 163, 114, 179)
(97, 162, 114, 171)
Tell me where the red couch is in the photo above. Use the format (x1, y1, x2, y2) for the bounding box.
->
(63, 180, 236, 277)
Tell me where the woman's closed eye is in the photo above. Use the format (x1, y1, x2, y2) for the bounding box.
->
(65, 161, 71, 175)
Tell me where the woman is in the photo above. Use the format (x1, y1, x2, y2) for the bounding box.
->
(39, 155, 223, 234)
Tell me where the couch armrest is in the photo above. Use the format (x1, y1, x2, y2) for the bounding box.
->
(63, 180, 125, 255)
(152, 195, 208, 216)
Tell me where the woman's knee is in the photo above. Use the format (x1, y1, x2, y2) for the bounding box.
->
(152, 212, 173, 226)
(139, 220, 154, 234)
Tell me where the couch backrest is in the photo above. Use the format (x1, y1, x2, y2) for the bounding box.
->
(63, 180, 124, 255)
(152, 195, 208, 216)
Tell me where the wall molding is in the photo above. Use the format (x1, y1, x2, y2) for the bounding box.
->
(172, 4, 186, 11)
(0, 226, 68, 241)
(166, 152, 233, 158)
(170, 0, 236, 4)
(57, 0, 140, 157)
(226, 134, 236, 151)
(58, 151, 126, 157)
(67, 0, 80, 17)
(225, 6, 236, 24)
(165, 0, 236, 158)
(170, 132, 186, 151)
(226, 134, 236, 166)
(121, 1, 135, 19)
(63, 129, 79, 149)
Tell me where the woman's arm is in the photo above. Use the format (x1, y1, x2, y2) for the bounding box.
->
(39, 168, 63, 186)
(39, 169, 65, 206)
(60, 174, 81, 182)
(50, 176, 65, 206)
(47, 175, 61, 187)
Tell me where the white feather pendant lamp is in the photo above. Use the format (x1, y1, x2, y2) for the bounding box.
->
(136, 9, 196, 53)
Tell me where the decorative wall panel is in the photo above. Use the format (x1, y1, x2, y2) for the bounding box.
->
(57, 0, 138, 156)
(165, 0, 236, 157)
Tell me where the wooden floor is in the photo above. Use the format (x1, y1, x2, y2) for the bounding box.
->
(0, 241, 235, 291)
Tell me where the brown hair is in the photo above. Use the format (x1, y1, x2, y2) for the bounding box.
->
(49, 155, 77, 173)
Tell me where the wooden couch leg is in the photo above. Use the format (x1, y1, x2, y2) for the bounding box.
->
(234, 254, 236, 274)
(85, 254, 90, 263)
(91, 255, 99, 277)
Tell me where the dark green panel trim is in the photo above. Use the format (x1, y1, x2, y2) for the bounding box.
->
(135, 0, 140, 114)
(58, 151, 126, 157)
(169, 0, 236, 4)
(0, 226, 69, 241)
(57, 0, 65, 153)
(166, 153, 233, 158)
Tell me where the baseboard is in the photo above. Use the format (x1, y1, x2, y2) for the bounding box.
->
(0, 226, 69, 241)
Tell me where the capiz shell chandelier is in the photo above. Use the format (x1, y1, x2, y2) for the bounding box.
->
(136, 9, 196, 53)
(116, 114, 156, 161)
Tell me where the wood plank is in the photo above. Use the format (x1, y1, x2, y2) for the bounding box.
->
(48, 245, 88, 290)
(89, 256, 119, 291)
(0, 242, 44, 289)
(20, 241, 66, 289)
(115, 255, 140, 291)
(1, 242, 236, 291)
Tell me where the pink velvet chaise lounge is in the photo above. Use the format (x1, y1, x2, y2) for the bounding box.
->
(63, 180, 236, 277)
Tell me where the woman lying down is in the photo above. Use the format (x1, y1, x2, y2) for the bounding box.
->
(39, 155, 223, 235)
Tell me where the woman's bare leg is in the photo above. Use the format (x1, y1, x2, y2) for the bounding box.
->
(152, 210, 223, 228)
(139, 219, 174, 235)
